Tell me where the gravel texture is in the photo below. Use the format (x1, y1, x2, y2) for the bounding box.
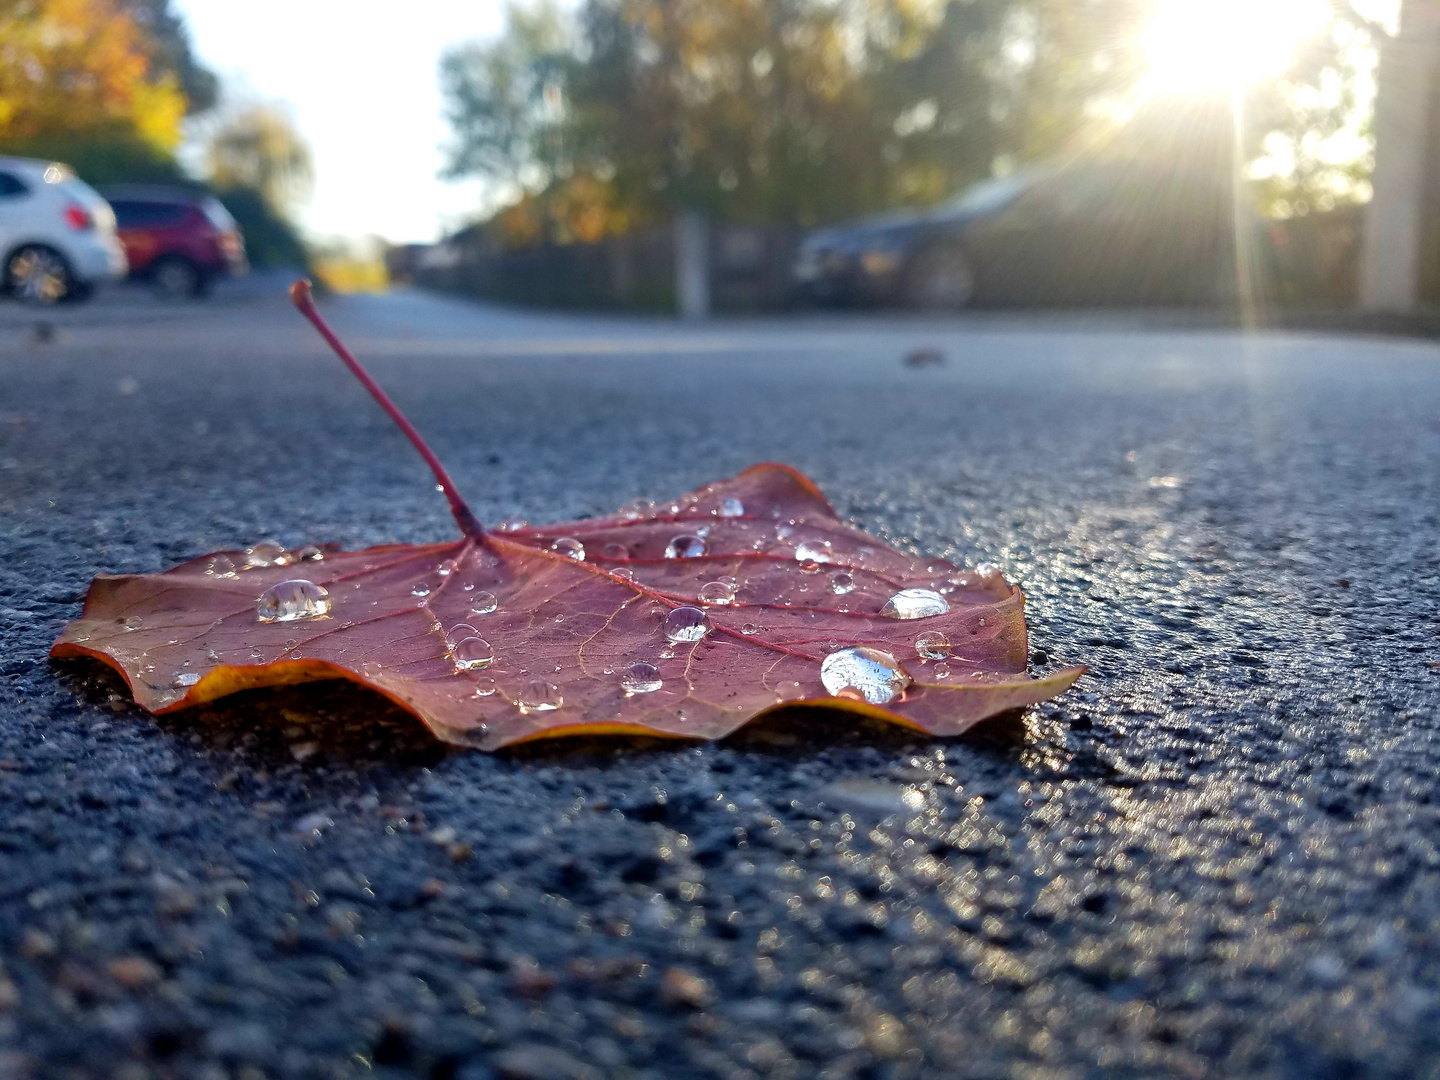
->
(1, 282, 1439, 1079)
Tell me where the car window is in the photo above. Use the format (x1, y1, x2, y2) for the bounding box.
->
(110, 200, 192, 228)
(0, 172, 29, 199)
(201, 198, 237, 230)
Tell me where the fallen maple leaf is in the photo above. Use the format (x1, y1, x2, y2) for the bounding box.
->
(50, 282, 1083, 749)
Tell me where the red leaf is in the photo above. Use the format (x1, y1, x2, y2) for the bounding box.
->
(50, 283, 1083, 749)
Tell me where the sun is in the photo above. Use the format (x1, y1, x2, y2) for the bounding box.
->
(1142, 0, 1331, 95)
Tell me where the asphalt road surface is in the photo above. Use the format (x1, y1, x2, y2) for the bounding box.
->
(2, 280, 1439, 1080)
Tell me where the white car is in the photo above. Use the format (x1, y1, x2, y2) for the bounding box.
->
(0, 157, 127, 304)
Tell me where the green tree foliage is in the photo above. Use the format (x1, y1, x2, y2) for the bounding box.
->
(442, 0, 1391, 235)
(202, 105, 315, 269)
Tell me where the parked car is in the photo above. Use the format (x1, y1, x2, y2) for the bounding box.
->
(793, 158, 1251, 309)
(99, 186, 248, 297)
(0, 157, 127, 304)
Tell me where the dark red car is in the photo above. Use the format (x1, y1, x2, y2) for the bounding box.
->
(99, 186, 248, 297)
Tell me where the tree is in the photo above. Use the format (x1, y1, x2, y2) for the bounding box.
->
(205, 105, 314, 217)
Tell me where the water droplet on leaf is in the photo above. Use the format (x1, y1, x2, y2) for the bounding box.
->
(469, 592, 498, 616)
(452, 637, 495, 670)
(934, 664, 951, 679)
(820, 647, 911, 705)
(256, 580, 332, 623)
(665, 606, 709, 642)
(665, 534, 707, 559)
(741, 622, 759, 635)
(206, 554, 236, 578)
(120, 615, 144, 630)
(719, 497, 745, 517)
(552, 537, 585, 560)
(497, 517, 528, 532)
(774, 681, 806, 702)
(879, 588, 949, 620)
(915, 631, 951, 659)
(795, 540, 831, 564)
(829, 571, 855, 594)
(173, 672, 201, 688)
(243, 541, 288, 569)
(517, 680, 563, 713)
(601, 542, 629, 560)
(622, 662, 663, 694)
(295, 545, 324, 562)
(412, 582, 431, 598)
(699, 580, 736, 605)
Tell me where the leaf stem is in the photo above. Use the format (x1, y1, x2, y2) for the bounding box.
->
(289, 280, 485, 539)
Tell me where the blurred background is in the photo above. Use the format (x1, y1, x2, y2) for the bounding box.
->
(1, 0, 1436, 317)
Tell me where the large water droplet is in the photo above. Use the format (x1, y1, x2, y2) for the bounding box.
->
(830, 571, 855, 595)
(243, 540, 288, 569)
(879, 588, 949, 620)
(552, 537, 585, 560)
(664, 606, 709, 642)
(820, 647, 911, 705)
(256, 580, 331, 623)
(795, 540, 831, 565)
(452, 637, 495, 670)
(497, 517, 528, 532)
(468, 592, 498, 616)
(665, 534, 707, 559)
(698, 580, 736, 605)
(622, 662, 663, 694)
(915, 631, 951, 659)
(517, 680, 563, 713)
(719, 496, 745, 517)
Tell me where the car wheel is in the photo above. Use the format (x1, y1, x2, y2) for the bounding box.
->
(151, 256, 201, 299)
(904, 244, 975, 311)
(5, 245, 72, 305)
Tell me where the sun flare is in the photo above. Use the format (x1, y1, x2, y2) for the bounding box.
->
(1143, 0, 1331, 95)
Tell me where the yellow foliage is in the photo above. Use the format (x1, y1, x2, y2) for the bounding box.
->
(0, 0, 185, 149)
(313, 257, 389, 295)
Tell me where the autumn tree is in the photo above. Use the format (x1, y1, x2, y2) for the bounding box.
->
(205, 105, 314, 217)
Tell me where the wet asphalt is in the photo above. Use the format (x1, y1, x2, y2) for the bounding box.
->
(1, 279, 1439, 1080)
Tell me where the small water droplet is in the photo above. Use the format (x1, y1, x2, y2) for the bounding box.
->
(774, 681, 806, 702)
(665, 534, 707, 559)
(934, 664, 951, 679)
(452, 637, 495, 670)
(664, 606, 709, 642)
(620, 498, 655, 520)
(120, 615, 144, 630)
(611, 567, 636, 583)
(206, 649, 220, 662)
(976, 616, 988, 628)
(283, 638, 298, 651)
(412, 581, 431, 598)
(741, 622, 759, 635)
(517, 680, 563, 713)
(462, 582, 476, 591)
(975, 562, 1000, 582)
(970, 670, 988, 681)
(820, 647, 911, 705)
(470, 676, 497, 697)
(798, 559, 821, 574)
(469, 592, 498, 616)
(879, 588, 949, 620)
(830, 571, 855, 594)
(243, 540, 288, 569)
(173, 672, 201, 688)
(776, 524, 795, 540)
(205, 554, 237, 578)
(552, 536, 585, 560)
(659, 647, 675, 659)
(622, 662, 663, 694)
(795, 540, 831, 564)
(699, 580, 736, 605)
(915, 631, 951, 659)
(601, 542, 629, 560)
(295, 545, 324, 562)
(361, 661, 381, 678)
(497, 517, 529, 532)
(256, 580, 331, 623)
(437, 559, 456, 576)
(719, 496, 745, 517)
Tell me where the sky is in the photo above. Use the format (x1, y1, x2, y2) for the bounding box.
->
(173, 1, 514, 244)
